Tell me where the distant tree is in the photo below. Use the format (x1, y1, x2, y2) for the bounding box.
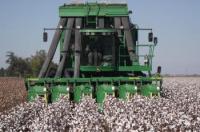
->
(29, 50, 46, 77)
(4, 50, 57, 77)
(6, 52, 32, 77)
(0, 68, 6, 76)
(29, 50, 58, 77)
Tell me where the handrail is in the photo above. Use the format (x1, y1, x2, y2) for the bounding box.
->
(66, 0, 127, 4)
(137, 44, 155, 47)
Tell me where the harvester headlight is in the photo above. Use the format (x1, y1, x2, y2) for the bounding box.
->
(135, 86, 138, 90)
(144, 55, 149, 64)
(112, 86, 115, 91)
(120, 26, 124, 29)
(76, 26, 80, 29)
(59, 25, 63, 29)
(66, 87, 70, 91)
(144, 58, 148, 63)
(157, 86, 160, 90)
(43, 88, 47, 92)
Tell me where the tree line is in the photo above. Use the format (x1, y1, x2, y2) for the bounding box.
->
(0, 50, 57, 77)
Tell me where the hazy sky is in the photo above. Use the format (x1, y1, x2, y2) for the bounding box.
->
(0, 0, 200, 74)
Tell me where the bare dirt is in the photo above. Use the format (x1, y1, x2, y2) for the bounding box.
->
(0, 77, 27, 112)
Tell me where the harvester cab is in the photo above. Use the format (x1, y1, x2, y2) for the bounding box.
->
(26, 0, 162, 110)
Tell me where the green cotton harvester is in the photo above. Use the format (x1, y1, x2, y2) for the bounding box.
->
(26, 0, 162, 111)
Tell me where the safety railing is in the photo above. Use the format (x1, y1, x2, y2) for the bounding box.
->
(66, 0, 127, 4)
(136, 44, 155, 67)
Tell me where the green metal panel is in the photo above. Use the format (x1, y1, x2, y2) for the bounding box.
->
(27, 77, 162, 84)
(118, 84, 137, 100)
(51, 85, 69, 102)
(96, 85, 105, 104)
(59, 5, 88, 17)
(103, 84, 115, 94)
(73, 85, 93, 103)
(82, 85, 93, 95)
(26, 76, 162, 106)
(139, 84, 160, 96)
(28, 86, 48, 102)
(118, 65, 152, 72)
(80, 65, 151, 72)
(28, 90, 37, 102)
(59, 4, 129, 17)
(96, 84, 115, 103)
(80, 66, 115, 72)
(74, 85, 83, 103)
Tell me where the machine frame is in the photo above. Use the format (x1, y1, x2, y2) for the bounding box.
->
(26, 2, 162, 111)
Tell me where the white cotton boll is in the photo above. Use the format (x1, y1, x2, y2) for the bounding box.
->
(1, 78, 200, 131)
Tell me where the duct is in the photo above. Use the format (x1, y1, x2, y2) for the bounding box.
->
(74, 18, 82, 78)
(38, 18, 67, 78)
(114, 17, 122, 36)
(98, 18, 104, 28)
(121, 17, 137, 62)
(55, 18, 75, 77)
(114, 17, 125, 66)
(97, 18, 105, 66)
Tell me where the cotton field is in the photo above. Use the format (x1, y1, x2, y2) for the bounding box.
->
(0, 78, 26, 113)
(1, 77, 200, 131)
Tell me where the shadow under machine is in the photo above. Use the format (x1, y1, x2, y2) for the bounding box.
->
(26, 1, 162, 110)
